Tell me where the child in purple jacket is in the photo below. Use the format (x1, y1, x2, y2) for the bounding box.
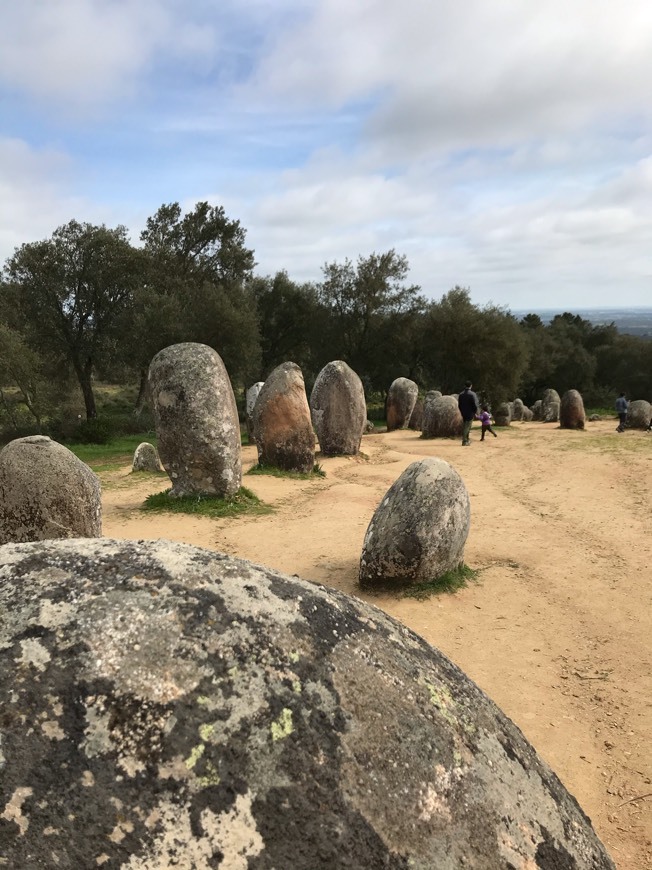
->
(478, 406, 498, 441)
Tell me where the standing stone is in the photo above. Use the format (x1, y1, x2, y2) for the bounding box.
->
(364, 419, 375, 433)
(407, 397, 424, 430)
(522, 406, 534, 422)
(531, 400, 543, 421)
(253, 362, 315, 472)
(310, 361, 366, 456)
(0, 538, 614, 869)
(386, 378, 418, 431)
(148, 342, 242, 498)
(626, 399, 652, 429)
(560, 390, 586, 430)
(360, 457, 470, 587)
(542, 389, 561, 423)
(422, 394, 464, 438)
(0, 435, 101, 544)
(246, 381, 265, 445)
(494, 403, 511, 426)
(132, 442, 162, 472)
(511, 398, 525, 422)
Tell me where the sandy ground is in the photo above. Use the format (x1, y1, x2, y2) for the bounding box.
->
(102, 420, 652, 869)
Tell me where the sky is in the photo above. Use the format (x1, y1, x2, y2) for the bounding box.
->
(1, 0, 652, 310)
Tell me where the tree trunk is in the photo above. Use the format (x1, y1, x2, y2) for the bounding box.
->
(72, 355, 97, 419)
(133, 368, 149, 417)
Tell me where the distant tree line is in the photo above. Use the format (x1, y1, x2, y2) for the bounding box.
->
(1, 201, 651, 437)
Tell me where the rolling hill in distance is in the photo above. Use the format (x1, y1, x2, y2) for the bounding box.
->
(510, 307, 652, 338)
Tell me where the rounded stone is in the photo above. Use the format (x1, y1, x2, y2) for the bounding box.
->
(310, 361, 366, 456)
(511, 398, 525, 422)
(359, 457, 470, 586)
(0, 435, 101, 544)
(386, 377, 418, 431)
(148, 342, 242, 498)
(407, 397, 424, 430)
(0, 538, 614, 869)
(253, 361, 315, 472)
(246, 381, 264, 444)
(494, 403, 512, 427)
(531, 400, 543, 421)
(521, 406, 534, 422)
(626, 399, 652, 429)
(542, 389, 561, 423)
(560, 390, 586, 430)
(132, 442, 162, 472)
(422, 394, 463, 438)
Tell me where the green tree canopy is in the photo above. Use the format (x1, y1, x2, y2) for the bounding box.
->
(3, 221, 144, 419)
(126, 201, 260, 403)
(319, 250, 426, 390)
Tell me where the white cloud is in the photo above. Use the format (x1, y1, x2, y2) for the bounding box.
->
(0, 137, 140, 263)
(0, 0, 218, 109)
(248, 0, 652, 156)
(215, 141, 652, 307)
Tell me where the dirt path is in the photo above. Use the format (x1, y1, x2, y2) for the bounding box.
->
(102, 421, 652, 869)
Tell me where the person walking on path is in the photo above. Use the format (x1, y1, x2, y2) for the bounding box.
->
(458, 381, 479, 446)
(615, 392, 628, 433)
(478, 406, 498, 441)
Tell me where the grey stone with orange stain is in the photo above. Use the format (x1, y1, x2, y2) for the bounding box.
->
(148, 342, 242, 497)
(310, 361, 366, 456)
(560, 390, 586, 430)
(0, 538, 614, 869)
(0, 435, 101, 545)
(252, 362, 315, 472)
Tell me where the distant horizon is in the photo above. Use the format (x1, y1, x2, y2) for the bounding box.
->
(510, 306, 652, 312)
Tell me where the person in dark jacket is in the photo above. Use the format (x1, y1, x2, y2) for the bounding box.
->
(615, 392, 628, 433)
(458, 381, 479, 445)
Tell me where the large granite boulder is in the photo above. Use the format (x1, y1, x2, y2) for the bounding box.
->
(531, 399, 543, 421)
(522, 406, 534, 422)
(148, 342, 242, 498)
(0, 538, 614, 870)
(626, 399, 652, 429)
(494, 403, 511, 427)
(560, 390, 586, 430)
(360, 457, 470, 586)
(253, 362, 315, 472)
(0, 435, 101, 544)
(542, 389, 561, 423)
(386, 377, 418, 431)
(246, 381, 265, 444)
(511, 398, 525, 422)
(422, 394, 464, 438)
(407, 397, 424, 430)
(310, 361, 366, 455)
(132, 442, 162, 472)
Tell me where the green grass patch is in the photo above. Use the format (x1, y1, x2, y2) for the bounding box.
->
(247, 462, 326, 479)
(142, 486, 271, 519)
(401, 564, 479, 599)
(364, 563, 478, 599)
(68, 435, 157, 471)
